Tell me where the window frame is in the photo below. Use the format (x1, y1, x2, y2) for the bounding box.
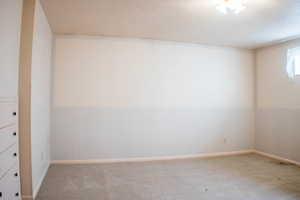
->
(294, 55, 300, 76)
(287, 47, 300, 79)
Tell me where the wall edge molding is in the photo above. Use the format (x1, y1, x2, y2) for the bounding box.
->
(51, 150, 255, 165)
(19, 0, 36, 197)
(254, 150, 300, 167)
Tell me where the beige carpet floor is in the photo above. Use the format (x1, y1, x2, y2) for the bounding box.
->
(36, 154, 300, 200)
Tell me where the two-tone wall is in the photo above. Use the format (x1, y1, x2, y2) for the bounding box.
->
(51, 35, 300, 163)
(51, 36, 255, 161)
(256, 39, 300, 163)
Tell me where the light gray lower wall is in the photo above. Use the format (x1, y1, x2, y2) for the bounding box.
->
(255, 108, 300, 162)
(51, 107, 254, 160)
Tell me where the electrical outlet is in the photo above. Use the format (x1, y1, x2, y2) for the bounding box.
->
(224, 138, 227, 144)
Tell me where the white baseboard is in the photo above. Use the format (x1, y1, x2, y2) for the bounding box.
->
(254, 150, 300, 167)
(51, 150, 255, 165)
(32, 162, 50, 199)
(49, 150, 300, 166)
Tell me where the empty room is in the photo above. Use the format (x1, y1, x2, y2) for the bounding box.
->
(1, 0, 300, 199)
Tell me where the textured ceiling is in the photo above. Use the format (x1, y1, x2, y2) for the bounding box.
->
(41, 0, 300, 49)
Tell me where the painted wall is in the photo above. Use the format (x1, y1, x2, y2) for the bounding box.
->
(256, 38, 300, 162)
(31, 0, 53, 196)
(51, 36, 255, 161)
(0, 0, 22, 99)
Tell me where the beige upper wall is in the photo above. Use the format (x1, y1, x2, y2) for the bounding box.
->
(54, 36, 254, 109)
(256, 38, 300, 109)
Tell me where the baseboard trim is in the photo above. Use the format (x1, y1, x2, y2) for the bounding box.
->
(51, 150, 255, 165)
(32, 162, 50, 199)
(254, 150, 300, 167)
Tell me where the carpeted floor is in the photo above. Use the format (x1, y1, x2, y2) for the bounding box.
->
(36, 154, 300, 200)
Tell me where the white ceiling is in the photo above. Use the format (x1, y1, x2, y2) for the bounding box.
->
(41, 0, 300, 49)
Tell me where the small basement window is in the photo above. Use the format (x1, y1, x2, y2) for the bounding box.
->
(295, 55, 300, 75)
(287, 47, 300, 79)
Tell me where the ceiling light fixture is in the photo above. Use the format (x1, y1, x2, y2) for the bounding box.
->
(216, 0, 247, 14)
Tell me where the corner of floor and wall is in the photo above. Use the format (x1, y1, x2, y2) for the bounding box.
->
(16, 0, 300, 199)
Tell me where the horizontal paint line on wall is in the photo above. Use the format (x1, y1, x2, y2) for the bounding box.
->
(254, 150, 300, 167)
(51, 150, 255, 165)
